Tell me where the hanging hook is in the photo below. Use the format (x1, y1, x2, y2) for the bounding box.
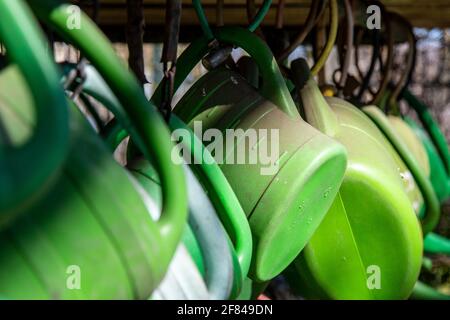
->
(276, 0, 323, 62)
(160, 0, 182, 121)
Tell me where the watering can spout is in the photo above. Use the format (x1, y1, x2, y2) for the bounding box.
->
(291, 58, 339, 137)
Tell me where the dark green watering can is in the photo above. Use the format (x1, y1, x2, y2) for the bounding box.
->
(0, 0, 69, 226)
(402, 90, 450, 203)
(286, 59, 423, 299)
(64, 62, 239, 299)
(363, 101, 448, 260)
(363, 105, 450, 261)
(0, 0, 188, 299)
(404, 117, 449, 204)
(64, 58, 253, 298)
(402, 114, 450, 254)
(164, 27, 347, 282)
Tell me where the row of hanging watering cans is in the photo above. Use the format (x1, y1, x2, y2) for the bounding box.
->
(0, 0, 448, 299)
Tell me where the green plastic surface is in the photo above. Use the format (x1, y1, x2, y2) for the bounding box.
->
(0, 0, 69, 223)
(287, 70, 422, 299)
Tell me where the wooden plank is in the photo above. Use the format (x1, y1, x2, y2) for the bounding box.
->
(76, 1, 450, 29)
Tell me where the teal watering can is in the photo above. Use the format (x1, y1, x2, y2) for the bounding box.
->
(0, 0, 188, 299)
(164, 27, 347, 282)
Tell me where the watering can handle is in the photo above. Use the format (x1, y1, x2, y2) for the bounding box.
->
(0, 0, 69, 217)
(152, 27, 299, 119)
(169, 115, 252, 282)
(27, 0, 188, 270)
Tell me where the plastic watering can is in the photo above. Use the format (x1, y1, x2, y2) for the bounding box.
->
(348, 9, 447, 258)
(388, 117, 430, 176)
(165, 27, 347, 282)
(286, 59, 423, 299)
(363, 101, 449, 256)
(63, 62, 249, 298)
(362, 96, 450, 260)
(402, 90, 450, 203)
(404, 117, 449, 204)
(0, 0, 69, 226)
(362, 106, 440, 235)
(1, 0, 188, 299)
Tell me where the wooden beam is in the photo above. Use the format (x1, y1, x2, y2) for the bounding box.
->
(76, 1, 450, 32)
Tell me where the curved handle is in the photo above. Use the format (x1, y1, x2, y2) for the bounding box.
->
(291, 58, 340, 137)
(423, 233, 450, 255)
(363, 106, 440, 235)
(193, 0, 272, 41)
(170, 115, 253, 286)
(411, 281, 450, 300)
(0, 0, 69, 217)
(28, 0, 187, 271)
(152, 27, 299, 119)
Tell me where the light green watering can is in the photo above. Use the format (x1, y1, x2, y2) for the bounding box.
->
(346, 11, 448, 259)
(0, 0, 188, 299)
(285, 58, 423, 299)
(166, 27, 347, 282)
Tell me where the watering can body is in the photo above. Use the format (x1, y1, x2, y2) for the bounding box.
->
(0, 64, 183, 299)
(286, 74, 422, 299)
(174, 67, 347, 282)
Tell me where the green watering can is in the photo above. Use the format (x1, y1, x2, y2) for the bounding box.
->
(402, 113, 450, 254)
(0, 0, 188, 299)
(347, 10, 449, 258)
(402, 90, 450, 203)
(364, 103, 450, 263)
(363, 102, 448, 257)
(286, 59, 423, 299)
(404, 117, 449, 204)
(0, 0, 69, 226)
(166, 27, 347, 282)
(64, 58, 253, 298)
(64, 62, 238, 299)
